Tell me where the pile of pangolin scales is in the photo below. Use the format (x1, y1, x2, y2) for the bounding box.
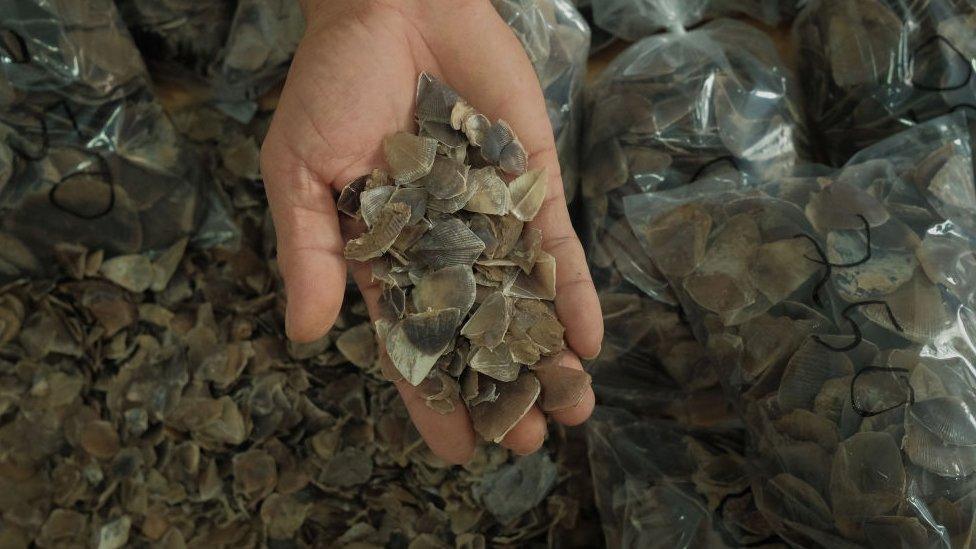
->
(338, 73, 591, 444)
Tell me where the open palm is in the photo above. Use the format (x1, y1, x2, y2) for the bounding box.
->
(261, 0, 602, 463)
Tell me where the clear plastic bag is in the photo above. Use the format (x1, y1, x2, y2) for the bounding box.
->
(592, 0, 799, 41)
(492, 0, 590, 203)
(623, 115, 976, 547)
(582, 18, 806, 304)
(795, 0, 976, 165)
(0, 0, 237, 275)
(586, 291, 773, 548)
(586, 199, 771, 548)
(586, 407, 768, 548)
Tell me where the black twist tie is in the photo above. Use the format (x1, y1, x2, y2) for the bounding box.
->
(48, 151, 115, 220)
(813, 300, 903, 353)
(849, 365, 915, 418)
(803, 214, 872, 268)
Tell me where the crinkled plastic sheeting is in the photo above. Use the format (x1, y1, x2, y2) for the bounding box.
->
(582, 18, 806, 305)
(592, 0, 799, 41)
(567, 0, 618, 54)
(493, 0, 590, 203)
(116, 0, 236, 74)
(624, 114, 976, 547)
(796, 0, 976, 165)
(0, 0, 236, 276)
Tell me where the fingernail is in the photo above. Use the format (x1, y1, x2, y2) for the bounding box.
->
(580, 344, 602, 361)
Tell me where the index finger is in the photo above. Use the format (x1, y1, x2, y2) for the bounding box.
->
(260, 137, 348, 343)
(411, 1, 604, 359)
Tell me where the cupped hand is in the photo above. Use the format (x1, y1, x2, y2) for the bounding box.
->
(260, 0, 602, 463)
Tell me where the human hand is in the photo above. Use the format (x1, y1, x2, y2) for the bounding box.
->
(260, 0, 602, 463)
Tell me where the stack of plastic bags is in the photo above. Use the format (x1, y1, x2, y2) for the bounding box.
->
(582, 17, 810, 547)
(623, 113, 976, 547)
(583, 2, 976, 544)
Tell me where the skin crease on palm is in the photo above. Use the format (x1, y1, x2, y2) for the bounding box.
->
(259, 0, 603, 464)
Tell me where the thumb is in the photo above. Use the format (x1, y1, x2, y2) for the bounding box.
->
(261, 139, 347, 342)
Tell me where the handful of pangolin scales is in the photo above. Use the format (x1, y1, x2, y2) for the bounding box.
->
(338, 73, 590, 443)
